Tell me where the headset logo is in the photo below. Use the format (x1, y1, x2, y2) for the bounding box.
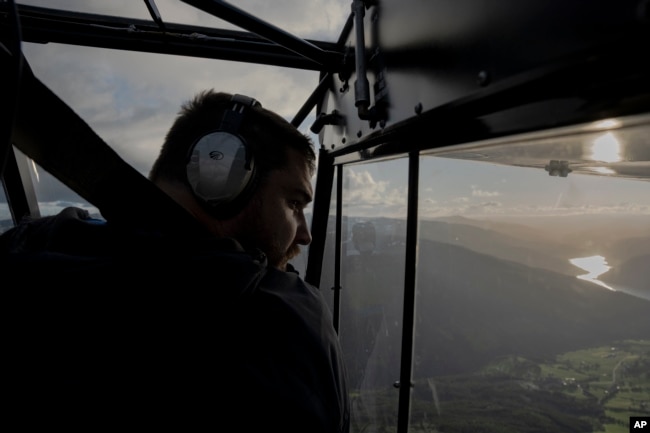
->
(209, 151, 224, 160)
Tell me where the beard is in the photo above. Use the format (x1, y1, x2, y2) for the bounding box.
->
(233, 199, 302, 271)
(267, 241, 301, 271)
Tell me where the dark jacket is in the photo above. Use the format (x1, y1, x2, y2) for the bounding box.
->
(2, 207, 350, 432)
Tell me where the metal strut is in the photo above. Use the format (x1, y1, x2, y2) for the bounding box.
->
(144, 0, 166, 33)
(180, 0, 343, 70)
(352, 0, 370, 117)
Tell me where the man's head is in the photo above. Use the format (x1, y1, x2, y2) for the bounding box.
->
(149, 90, 316, 270)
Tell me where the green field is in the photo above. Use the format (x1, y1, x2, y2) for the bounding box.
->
(538, 340, 650, 431)
(350, 340, 649, 432)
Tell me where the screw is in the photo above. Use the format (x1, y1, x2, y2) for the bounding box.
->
(477, 70, 490, 87)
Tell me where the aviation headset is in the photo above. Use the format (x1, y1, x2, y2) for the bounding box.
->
(186, 94, 261, 218)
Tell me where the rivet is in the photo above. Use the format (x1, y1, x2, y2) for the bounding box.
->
(477, 70, 490, 87)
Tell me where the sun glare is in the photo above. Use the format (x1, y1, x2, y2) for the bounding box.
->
(592, 118, 621, 129)
(590, 132, 622, 163)
(588, 167, 617, 175)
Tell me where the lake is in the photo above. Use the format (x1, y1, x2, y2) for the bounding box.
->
(568, 255, 616, 291)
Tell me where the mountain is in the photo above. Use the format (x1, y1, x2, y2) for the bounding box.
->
(415, 215, 649, 300)
(412, 239, 650, 377)
(602, 236, 650, 266)
(602, 253, 650, 300)
(418, 218, 582, 276)
(338, 233, 650, 385)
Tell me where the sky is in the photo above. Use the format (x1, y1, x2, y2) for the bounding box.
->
(2, 0, 649, 224)
(343, 156, 650, 221)
(2, 0, 349, 219)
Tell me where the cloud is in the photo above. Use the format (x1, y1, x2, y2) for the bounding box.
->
(17, 0, 348, 172)
(343, 168, 407, 218)
(17, 0, 350, 40)
(195, 0, 351, 39)
(470, 185, 500, 197)
(2, 0, 350, 220)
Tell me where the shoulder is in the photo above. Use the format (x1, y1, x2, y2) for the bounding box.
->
(0, 206, 267, 285)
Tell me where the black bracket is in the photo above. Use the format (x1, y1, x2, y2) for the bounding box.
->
(351, 0, 388, 128)
(310, 110, 346, 134)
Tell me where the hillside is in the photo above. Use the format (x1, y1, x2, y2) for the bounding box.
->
(339, 236, 650, 385)
(602, 253, 650, 300)
(419, 218, 581, 276)
(413, 239, 650, 377)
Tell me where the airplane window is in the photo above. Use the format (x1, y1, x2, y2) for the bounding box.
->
(336, 157, 409, 432)
(26, 160, 99, 219)
(1, 146, 98, 230)
(317, 170, 339, 312)
(0, 183, 11, 234)
(410, 154, 650, 432)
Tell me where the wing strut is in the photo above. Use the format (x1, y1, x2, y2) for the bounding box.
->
(4, 50, 209, 238)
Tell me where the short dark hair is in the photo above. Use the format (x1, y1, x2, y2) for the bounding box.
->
(149, 90, 316, 187)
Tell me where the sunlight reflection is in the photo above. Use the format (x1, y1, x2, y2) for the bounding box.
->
(590, 132, 622, 163)
(588, 167, 617, 175)
(31, 159, 40, 183)
(569, 255, 616, 291)
(592, 118, 621, 129)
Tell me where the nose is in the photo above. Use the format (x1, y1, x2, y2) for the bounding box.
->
(295, 212, 312, 245)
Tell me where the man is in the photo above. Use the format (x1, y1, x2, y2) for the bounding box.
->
(2, 90, 350, 432)
(148, 90, 314, 272)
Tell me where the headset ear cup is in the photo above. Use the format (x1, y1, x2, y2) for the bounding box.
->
(185, 94, 260, 218)
(186, 131, 254, 212)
